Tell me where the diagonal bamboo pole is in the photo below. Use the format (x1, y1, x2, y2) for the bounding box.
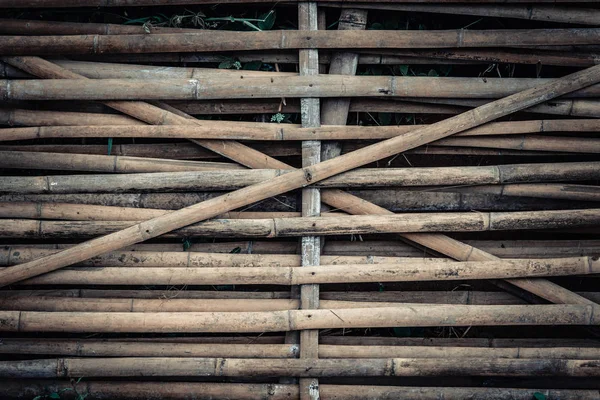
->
(2, 56, 596, 305)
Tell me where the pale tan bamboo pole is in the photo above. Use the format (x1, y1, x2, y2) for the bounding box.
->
(1, 356, 599, 378)
(8, 257, 597, 286)
(2, 338, 599, 360)
(433, 136, 600, 154)
(0, 297, 416, 312)
(326, 3, 600, 25)
(2, 56, 288, 170)
(8, 76, 600, 100)
(296, 5, 321, 395)
(3, 162, 598, 194)
(1, 381, 597, 400)
(3, 118, 600, 142)
(2, 65, 599, 303)
(0, 107, 144, 126)
(0, 151, 241, 173)
(3, 29, 600, 55)
(2, 210, 599, 239)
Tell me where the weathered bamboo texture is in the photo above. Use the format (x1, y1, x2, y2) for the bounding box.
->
(4, 118, 600, 141)
(0, 151, 241, 173)
(1, 63, 598, 305)
(2, 29, 600, 55)
(1, 338, 599, 360)
(0, 304, 598, 333)
(1, 382, 598, 400)
(297, 6, 320, 397)
(327, 3, 600, 25)
(2, 257, 598, 286)
(7, 76, 600, 100)
(4, 288, 599, 305)
(3, 162, 596, 194)
(449, 183, 600, 202)
(2, 209, 599, 238)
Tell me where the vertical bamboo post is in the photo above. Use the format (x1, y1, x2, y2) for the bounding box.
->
(298, 3, 321, 399)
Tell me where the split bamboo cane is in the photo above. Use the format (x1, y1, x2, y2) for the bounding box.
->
(2, 29, 600, 55)
(2, 64, 600, 303)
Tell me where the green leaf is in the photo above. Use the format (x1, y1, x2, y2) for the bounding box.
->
(398, 65, 409, 76)
(107, 138, 113, 155)
(218, 59, 242, 70)
(369, 22, 383, 30)
(533, 393, 547, 400)
(427, 69, 439, 77)
(230, 247, 242, 254)
(123, 17, 151, 25)
(271, 113, 285, 123)
(49, 394, 61, 399)
(182, 239, 192, 251)
(378, 112, 392, 125)
(32, 397, 42, 400)
(243, 61, 263, 71)
(258, 10, 276, 30)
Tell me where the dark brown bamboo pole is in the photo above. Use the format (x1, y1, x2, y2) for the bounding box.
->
(1, 382, 597, 400)
(8, 76, 600, 100)
(1, 338, 599, 360)
(326, 3, 600, 25)
(3, 62, 599, 306)
(0, 304, 598, 333)
(2, 356, 599, 378)
(433, 136, 600, 153)
(2, 29, 600, 55)
(5, 257, 597, 286)
(4, 118, 599, 142)
(0, 151, 241, 173)
(452, 183, 600, 202)
(2, 162, 596, 194)
(2, 210, 599, 239)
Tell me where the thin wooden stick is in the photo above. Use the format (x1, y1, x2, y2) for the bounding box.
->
(0, 305, 597, 333)
(2, 29, 600, 55)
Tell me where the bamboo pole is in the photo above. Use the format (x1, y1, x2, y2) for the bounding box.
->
(451, 183, 600, 202)
(0, 151, 241, 173)
(325, 3, 600, 25)
(0, 305, 598, 333)
(2, 162, 597, 194)
(4, 118, 600, 142)
(2, 356, 600, 378)
(2, 61, 598, 307)
(2, 29, 600, 55)
(6, 257, 597, 286)
(1, 381, 598, 400)
(1, 338, 599, 360)
(7, 76, 600, 100)
(2, 210, 599, 239)
(0, 107, 143, 126)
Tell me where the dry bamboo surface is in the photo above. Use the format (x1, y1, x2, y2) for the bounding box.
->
(3, 162, 597, 193)
(5, 257, 597, 286)
(444, 183, 600, 202)
(1, 382, 598, 400)
(1, 338, 599, 360)
(2, 29, 600, 55)
(3, 118, 600, 141)
(7, 76, 600, 100)
(2, 209, 599, 239)
(0, 305, 598, 333)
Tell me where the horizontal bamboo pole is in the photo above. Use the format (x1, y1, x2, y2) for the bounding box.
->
(2, 210, 599, 238)
(0, 151, 241, 173)
(1, 338, 599, 360)
(1, 382, 598, 400)
(7, 257, 596, 286)
(4, 289, 599, 305)
(0, 305, 598, 333)
(434, 136, 600, 154)
(447, 184, 600, 202)
(327, 3, 600, 25)
(2, 65, 598, 301)
(3, 162, 597, 194)
(3, 118, 599, 141)
(1, 356, 599, 378)
(6, 77, 600, 100)
(0, 107, 143, 126)
(2, 29, 600, 55)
